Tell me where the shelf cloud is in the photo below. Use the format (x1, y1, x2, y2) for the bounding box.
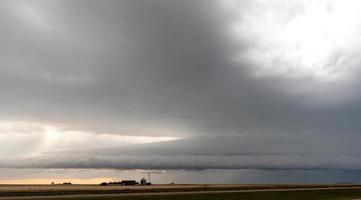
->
(1, 0, 361, 176)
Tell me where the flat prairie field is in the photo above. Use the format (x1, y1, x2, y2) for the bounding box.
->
(1, 184, 361, 200)
(49, 189, 361, 200)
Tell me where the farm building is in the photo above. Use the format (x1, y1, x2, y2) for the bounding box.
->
(120, 180, 139, 186)
(140, 178, 147, 185)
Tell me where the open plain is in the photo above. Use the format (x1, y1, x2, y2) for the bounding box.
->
(1, 184, 361, 200)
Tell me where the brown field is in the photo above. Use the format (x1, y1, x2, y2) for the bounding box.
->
(1, 184, 361, 197)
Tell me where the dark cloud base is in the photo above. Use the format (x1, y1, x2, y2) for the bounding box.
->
(3, 154, 361, 171)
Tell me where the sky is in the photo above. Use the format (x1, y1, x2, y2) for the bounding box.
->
(1, 0, 361, 183)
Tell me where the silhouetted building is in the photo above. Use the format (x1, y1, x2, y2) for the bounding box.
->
(140, 177, 147, 185)
(120, 180, 139, 186)
(100, 182, 108, 186)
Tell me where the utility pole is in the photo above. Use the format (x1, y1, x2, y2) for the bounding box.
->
(141, 171, 163, 183)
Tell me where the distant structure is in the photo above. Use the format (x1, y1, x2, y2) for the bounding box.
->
(141, 171, 162, 183)
(100, 182, 108, 186)
(120, 180, 139, 186)
(99, 179, 151, 186)
(140, 177, 147, 186)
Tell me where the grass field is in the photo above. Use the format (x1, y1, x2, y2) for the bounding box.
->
(1, 185, 361, 200)
(53, 189, 361, 200)
(9, 188, 361, 200)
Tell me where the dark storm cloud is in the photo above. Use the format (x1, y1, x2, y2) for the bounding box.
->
(2, 156, 361, 171)
(1, 0, 361, 171)
(0, 0, 235, 135)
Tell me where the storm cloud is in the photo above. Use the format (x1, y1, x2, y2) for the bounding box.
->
(1, 0, 361, 173)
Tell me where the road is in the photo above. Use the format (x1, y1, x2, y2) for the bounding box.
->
(1, 186, 361, 200)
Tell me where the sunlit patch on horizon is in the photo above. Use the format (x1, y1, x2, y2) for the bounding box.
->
(0, 178, 114, 185)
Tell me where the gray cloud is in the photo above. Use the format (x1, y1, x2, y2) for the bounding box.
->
(1, 0, 361, 175)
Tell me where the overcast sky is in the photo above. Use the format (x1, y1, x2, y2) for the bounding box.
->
(1, 0, 361, 182)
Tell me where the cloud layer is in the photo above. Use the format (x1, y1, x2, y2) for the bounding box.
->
(1, 0, 361, 173)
